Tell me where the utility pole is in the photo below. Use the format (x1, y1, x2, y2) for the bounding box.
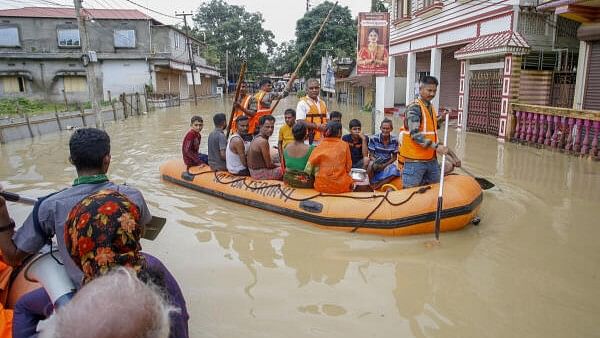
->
(74, 0, 103, 128)
(225, 50, 229, 95)
(306, 0, 310, 12)
(176, 12, 198, 106)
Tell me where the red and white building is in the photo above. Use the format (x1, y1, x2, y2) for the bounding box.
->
(377, 0, 581, 141)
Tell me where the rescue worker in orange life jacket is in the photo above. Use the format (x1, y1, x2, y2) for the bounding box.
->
(230, 81, 252, 136)
(247, 79, 287, 135)
(296, 78, 328, 145)
(399, 76, 449, 188)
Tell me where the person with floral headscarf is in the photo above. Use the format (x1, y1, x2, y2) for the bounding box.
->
(304, 121, 354, 194)
(63, 189, 188, 338)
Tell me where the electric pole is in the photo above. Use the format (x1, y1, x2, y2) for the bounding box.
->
(74, 0, 103, 128)
(306, 0, 310, 11)
(176, 12, 198, 106)
(225, 50, 229, 95)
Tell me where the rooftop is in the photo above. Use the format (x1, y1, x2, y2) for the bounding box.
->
(0, 7, 162, 24)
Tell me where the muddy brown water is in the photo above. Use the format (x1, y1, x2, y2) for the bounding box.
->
(1, 97, 599, 337)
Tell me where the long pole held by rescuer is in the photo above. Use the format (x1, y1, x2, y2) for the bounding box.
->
(434, 113, 450, 241)
(225, 62, 247, 139)
(270, 1, 338, 113)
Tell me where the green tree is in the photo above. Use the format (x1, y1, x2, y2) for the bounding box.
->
(192, 0, 276, 82)
(295, 1, 356, 78)
(371, 0, 389, 12)
(268, 40, 300, 76)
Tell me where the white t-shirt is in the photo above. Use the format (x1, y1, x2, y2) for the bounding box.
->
(296, 96, 327, 121)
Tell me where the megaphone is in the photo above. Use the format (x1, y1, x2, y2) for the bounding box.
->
(24, 252, 76, 309)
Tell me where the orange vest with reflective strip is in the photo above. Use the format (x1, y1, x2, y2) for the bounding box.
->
(301, 96, 328, 142)
(230, 94, 252, 134)
(399, 99, 438, 161)
(249, 90, 272, 134)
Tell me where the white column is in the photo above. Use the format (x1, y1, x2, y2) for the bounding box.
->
(375, 56, 396, 129)
(573, 41, 589, 110)
(462, 60, 471, 129)
(405, 52, 416, 104)
(430, 47, 442, 110)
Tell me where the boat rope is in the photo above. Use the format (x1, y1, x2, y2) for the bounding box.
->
(350, 186, 431, 233)
(183, 169, 432, 223)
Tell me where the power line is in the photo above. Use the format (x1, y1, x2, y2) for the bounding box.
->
(119, 0, 177, 19)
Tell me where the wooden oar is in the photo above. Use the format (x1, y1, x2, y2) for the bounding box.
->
(457, 167, 495, 190)
(434, 113, 450, 241)
(225, 62, 248, 139)
(270, 1, 338, 113)
(1, 191, 166, 241)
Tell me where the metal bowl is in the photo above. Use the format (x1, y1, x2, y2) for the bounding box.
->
(350, 168, 367, 182)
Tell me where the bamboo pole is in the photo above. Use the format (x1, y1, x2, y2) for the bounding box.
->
(135, 92, 141, 115)
(79, 103, 87, 127)
(55, 112, 62, 131)
(225, 62, 247, 139)
(108, 90, 117, 121)
(271, 1, 338, 113)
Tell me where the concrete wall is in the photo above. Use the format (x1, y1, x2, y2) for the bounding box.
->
(0, 59, 100, 102)
(101, 60, 150, 100)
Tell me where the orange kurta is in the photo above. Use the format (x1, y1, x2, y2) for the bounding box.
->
(306, 137, 353, 194)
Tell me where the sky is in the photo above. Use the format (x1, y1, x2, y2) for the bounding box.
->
(0, 0, 372, 44)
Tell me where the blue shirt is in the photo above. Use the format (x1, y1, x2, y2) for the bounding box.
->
(368, 133, 398, 163)
(13, 181, 151, 287)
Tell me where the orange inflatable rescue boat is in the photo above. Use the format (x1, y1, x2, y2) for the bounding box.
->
(160, 159, 482, 236)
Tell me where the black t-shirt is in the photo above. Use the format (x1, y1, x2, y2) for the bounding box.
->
(342, 134, 368, 166)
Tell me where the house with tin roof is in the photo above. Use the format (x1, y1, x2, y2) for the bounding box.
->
(0, 7, 220, 102)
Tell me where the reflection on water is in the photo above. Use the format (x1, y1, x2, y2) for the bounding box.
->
(1, 97, 600, 338)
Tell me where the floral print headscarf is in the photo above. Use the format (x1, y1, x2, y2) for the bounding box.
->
(64, 189, 146, 285)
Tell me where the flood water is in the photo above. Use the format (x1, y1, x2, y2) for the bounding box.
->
(1, 97, 599, 337)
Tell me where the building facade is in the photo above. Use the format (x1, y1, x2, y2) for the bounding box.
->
(378, 0, 581, 140)
(0, 7, 220, 103)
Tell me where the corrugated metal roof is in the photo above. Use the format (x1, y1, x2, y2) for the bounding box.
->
(454, 31, 530, 59)
(0, 7, 159, 22)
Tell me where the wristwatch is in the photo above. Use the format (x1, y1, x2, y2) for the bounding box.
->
(0, 219, 15, 233)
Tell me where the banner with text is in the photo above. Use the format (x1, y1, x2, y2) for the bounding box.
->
(357, 12, 390, 76)
(321, 56, 336, 93)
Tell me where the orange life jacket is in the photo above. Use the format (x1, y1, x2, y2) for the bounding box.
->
(399, 99, 438, 161)
(230, 94, 251, 134)
(301, 96, 327, 142)
(249, 90, 272, 134)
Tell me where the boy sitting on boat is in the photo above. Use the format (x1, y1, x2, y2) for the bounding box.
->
(182, 115, 208, 169)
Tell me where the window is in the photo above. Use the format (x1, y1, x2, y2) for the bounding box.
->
(63, 76, 87, 92)
(114, 29, 136, 48)
(174, 32, 181, 49)
(0, 26, 20, 47)
(395, 0, 412, 19)
(2, 77, 25, 93)
(57, 28, 80, 47)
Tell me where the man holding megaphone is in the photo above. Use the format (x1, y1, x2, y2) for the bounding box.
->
(0, 128, 188, 338)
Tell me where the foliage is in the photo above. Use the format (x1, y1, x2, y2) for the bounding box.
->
(371, 0, 389, 12)
(268, 40, 300, 76)
(192, 0, 277, 82)
(0, 98, 109, 116)
(295, 1, 357, 78)
(296, 89, 306, 98)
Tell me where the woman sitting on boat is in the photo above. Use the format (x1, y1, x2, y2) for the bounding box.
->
(283, 124, 315, 188)
(304, 121, 354, 194)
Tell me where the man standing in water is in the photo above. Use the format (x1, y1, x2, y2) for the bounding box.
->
(296, 78, 328, 145)
(400, 76, 449, 188)
(247, 115, 282, 180)
(247, 79, 287, 135)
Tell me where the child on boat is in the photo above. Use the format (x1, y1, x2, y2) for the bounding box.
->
(182, 116, 208, 169)
(342, 119, 370, 170)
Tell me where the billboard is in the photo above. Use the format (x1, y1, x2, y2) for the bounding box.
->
(321, 56, 336, 93)
(356, 12, 390, 76)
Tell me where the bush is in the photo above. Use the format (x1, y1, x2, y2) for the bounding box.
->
(296, 89, 306, 98)
(0, 98, 45, 115)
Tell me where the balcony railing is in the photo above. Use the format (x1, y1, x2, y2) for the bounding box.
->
(511, 103, 600, 159)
